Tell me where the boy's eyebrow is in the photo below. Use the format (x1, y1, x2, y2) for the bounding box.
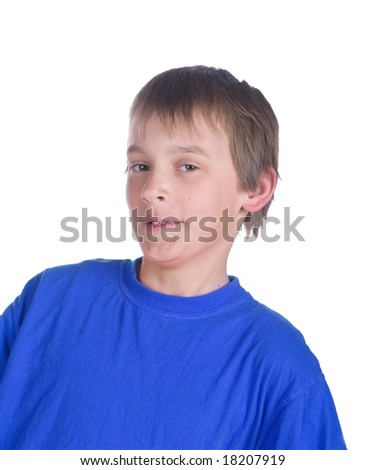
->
(127, 144, 145, 155)
(126, 144, 210, 158)
(173, 145, 210, 158)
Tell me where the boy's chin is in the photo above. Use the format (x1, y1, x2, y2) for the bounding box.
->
(139, 239, 228, 272)
(139, 243, 186, 269)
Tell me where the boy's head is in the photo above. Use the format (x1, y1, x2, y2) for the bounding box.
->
(129, 65, 279, 237)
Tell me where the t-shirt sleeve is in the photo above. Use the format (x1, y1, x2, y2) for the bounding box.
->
(259, 377, 347, 450)
(0, 273, 43, 379)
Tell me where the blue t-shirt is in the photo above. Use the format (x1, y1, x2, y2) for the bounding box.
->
(0, 258, 346, 449)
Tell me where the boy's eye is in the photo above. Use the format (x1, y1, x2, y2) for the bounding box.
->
(129, 163, 150, 172)
(179, 164, 198, 172)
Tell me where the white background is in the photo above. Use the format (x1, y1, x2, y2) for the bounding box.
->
(0, 0, 363, 453)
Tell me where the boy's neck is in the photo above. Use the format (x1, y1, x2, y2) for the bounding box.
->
(137, 257, 230, 297)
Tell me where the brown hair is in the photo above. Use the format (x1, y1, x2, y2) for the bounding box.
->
(130, 66, 279, 237)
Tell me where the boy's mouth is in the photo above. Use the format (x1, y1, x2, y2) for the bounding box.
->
(139, 217, 184, 237)
(146, 218, 182, 228)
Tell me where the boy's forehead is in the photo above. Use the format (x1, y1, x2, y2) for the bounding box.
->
(127, 112, 233, 165)
(128, 110, 225, 143)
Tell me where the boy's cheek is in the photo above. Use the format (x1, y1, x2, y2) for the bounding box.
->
(125, 187, 138, 209)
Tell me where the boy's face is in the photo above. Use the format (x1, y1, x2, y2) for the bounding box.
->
(126, 112, 247, 269)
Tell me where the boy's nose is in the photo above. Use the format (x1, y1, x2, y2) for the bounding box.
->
(141, 172, 169, 203)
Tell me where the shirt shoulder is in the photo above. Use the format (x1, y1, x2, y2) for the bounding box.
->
(238, 298, 324, 387)
(41, 258, 126, 281)
(35, 258, 133, 295)
(2, 259, 131, 333)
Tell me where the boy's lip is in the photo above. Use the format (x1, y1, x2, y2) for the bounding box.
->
(144, 216, 183, 226)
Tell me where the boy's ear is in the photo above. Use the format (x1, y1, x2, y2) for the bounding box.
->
(241, 167, 278, 213)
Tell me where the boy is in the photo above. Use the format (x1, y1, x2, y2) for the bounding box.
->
(0, 66, 346, 449)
